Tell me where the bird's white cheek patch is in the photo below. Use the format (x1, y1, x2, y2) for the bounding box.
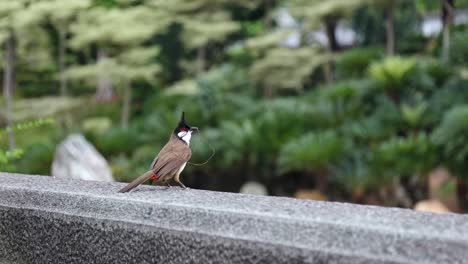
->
(178, 131, 192, 145)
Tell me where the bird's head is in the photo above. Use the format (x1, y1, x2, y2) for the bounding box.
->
(174, 112, 198, 144)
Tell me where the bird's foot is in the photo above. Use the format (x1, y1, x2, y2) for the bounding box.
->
(177, 181, 187, 189)
(163, 181, 172, 190)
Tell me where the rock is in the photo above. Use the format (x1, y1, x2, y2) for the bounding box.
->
(294, 189, 327, 201)
(239, 181, 268, 196)
(414, 199, 451, 213)
(51, 134, 114, 182)
(428, 166, 450, 196)
(427, 166, 460, 212)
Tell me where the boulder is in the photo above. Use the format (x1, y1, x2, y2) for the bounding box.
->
(51, 134, 114, 182)
(294, 189, 327, 201)
(414, 199, 451, 213)
(427, 166, 460, 212)
(239, 181, 268, 195)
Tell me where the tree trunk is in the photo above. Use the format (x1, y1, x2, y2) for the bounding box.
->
(197, 46, 206, 73)
(262, 0, 275, 98)
(95, 48, 114, 102)
(263, 85, 273, 97)
(441, 0, 454, 62)
(264, 0, 273, 29)
(315, 169, 329, 194)
(384, 3, 395, 56)
(323, 16, 338, 84)
(58, 26, 67, 96)
(3, 35, 16, 150)
(120, 79, 132, 129)
(323, 62, 334, 84)
(392, 178, 412, 208)
(324, 16, 339, 52)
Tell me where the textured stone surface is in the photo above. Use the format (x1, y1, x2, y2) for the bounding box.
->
(1, 173, 468, 264)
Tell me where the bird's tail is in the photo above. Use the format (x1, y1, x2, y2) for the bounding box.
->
(118, 170, 156, 193)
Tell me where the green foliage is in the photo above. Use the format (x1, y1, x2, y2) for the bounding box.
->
(329, 149, 373, 190)
(400, 102, 427, 128)
(279, 131, 346, 173)
(352, 1, 421, 50)
(151, 0, 240, 50)
(450, 29, 468, 66)
(82, 117, 113, 135)
(209, 119, 256, 167)
(164, 64, 255, 125)
(7, 97, 83, 121)
(92, 127, 139, 156)
(247, 101, 316, 165)
(368, 56, 416, 90)
(371, 133, 436, 178)
(289, 0, 370, 28)
(418, 58, 453, 88)
(0, 149, 24, 171)
(432, 105, 468, 177)
(17, 142, 55, 175)
(93, 0, 117, 8)
(15, 0, 91, 26)
(0, 1, 25, 42)
(427, 79, 468, 123)
(250, 47, 331, 93)
(65, 56, 161, 85)
(166, 64, 249, 96)
(0, 118, 55, 172)
(335, 47, 384, 79)
(316, 81, 372, 121)
(69, 6, 168, 48)
(0, 118, 54, 135)
(179, 11, 240, 49)
(341, 95, 401, 142)
(6, 0, 468, 207)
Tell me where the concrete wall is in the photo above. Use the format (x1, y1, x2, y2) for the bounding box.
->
(1, 173, 468, 264)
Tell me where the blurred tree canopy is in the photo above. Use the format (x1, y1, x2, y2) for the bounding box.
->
(2, 0, 468, 211)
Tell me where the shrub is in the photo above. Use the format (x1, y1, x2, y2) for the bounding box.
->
(432, 105, 468, 178)
(450, 29, 468, 66)
(93, 127, 139, 157)
(368, 56, 416, 91)
(370, 133, 437, 180)
(278, 131, 347, 173)
(335, 47, 384, 79)
(18, 142, 55, 175)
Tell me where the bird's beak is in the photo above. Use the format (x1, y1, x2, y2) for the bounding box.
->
(190, 127, 199, 133)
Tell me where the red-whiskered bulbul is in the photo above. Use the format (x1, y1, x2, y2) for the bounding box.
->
(118, 112, 197, 193)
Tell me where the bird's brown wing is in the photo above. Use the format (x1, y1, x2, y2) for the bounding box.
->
(151, 140, 191, 179)
(149, 138, 174, 169)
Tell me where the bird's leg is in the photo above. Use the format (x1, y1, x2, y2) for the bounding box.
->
(163, 180, 172, 189)
(174, 173, 187, 189)
(175, 180, 187, 189)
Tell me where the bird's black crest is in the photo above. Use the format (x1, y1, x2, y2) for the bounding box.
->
(174, 112, 191, 134)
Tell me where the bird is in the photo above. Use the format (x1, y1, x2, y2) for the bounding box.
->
(118, 112, 197, 193)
